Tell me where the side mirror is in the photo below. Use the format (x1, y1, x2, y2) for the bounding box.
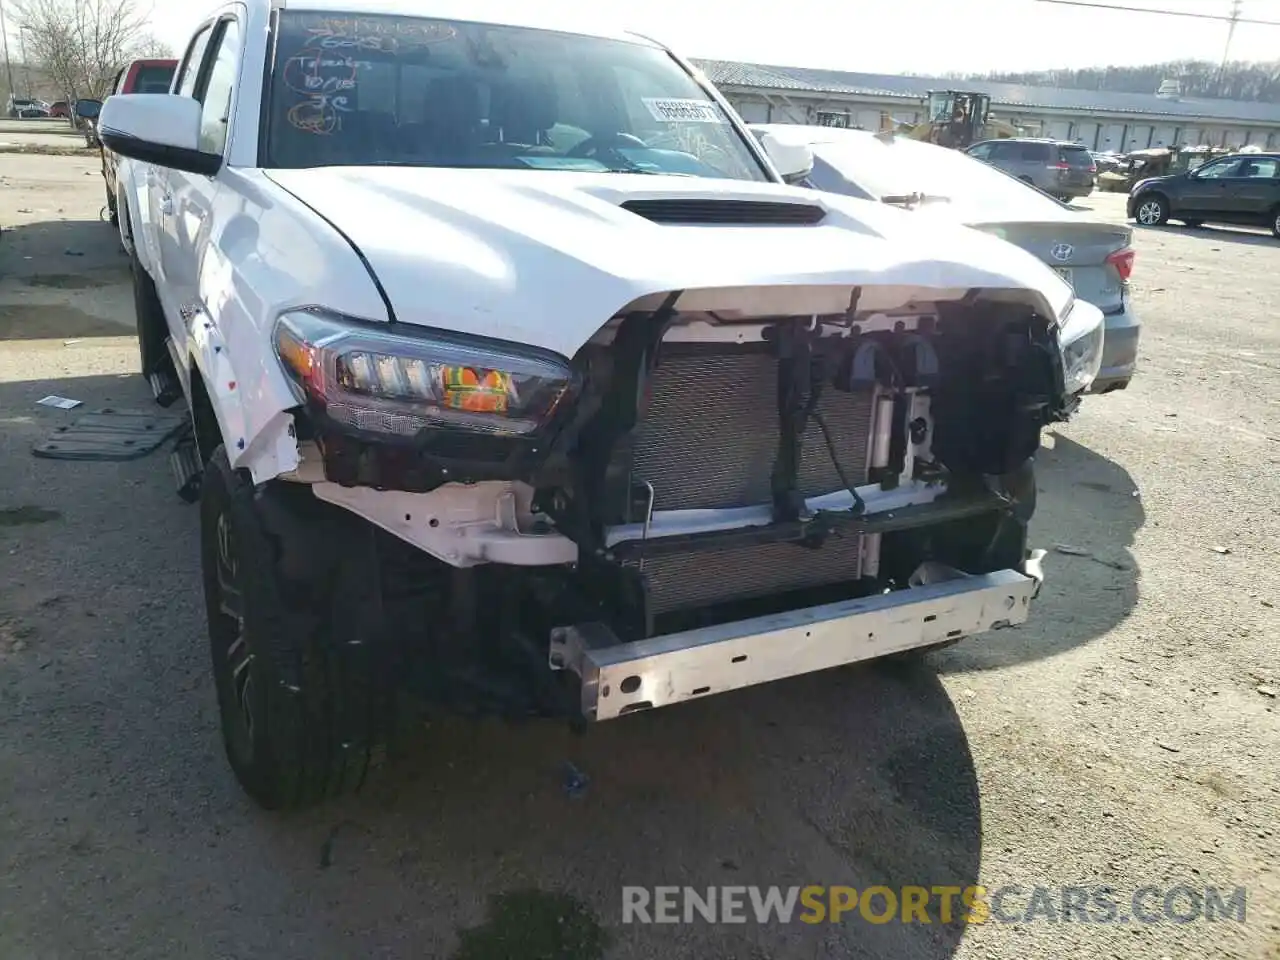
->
(757, 130, 814, 184)
(74, 98, 102, 120)
(99, 94, 222, 177)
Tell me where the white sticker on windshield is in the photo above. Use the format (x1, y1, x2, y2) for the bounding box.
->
(642, 97, 724, 124)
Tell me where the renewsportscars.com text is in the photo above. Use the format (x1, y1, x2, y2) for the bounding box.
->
(621, 885, 1248, 925)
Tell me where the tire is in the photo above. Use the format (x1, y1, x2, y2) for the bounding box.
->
(1271, 207, 1280, 239)
(106, 187, 118, 227)
(1133, 194, 1168, 226)
(201, 447, 395, 811)
(129, 246, 172, 382)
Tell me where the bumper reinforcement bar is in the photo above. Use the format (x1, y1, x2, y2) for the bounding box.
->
(549, 567, 1040, 721)
(607, 487, 1007, 562)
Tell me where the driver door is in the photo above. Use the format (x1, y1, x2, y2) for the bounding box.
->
(157, 15, 242, 357)
(149, 24, 212, 312)
(1177, 157, 1242, 217)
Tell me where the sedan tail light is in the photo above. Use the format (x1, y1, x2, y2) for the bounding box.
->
(1106, 247, 1135, 280)
(1051, 162, 1070, 171)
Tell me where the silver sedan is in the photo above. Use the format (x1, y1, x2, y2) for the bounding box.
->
(751, 124, 1140, 394)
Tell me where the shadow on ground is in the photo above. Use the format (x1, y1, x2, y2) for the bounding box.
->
(0, 215, 124, 277)
(1133, 221, 1277, 247)
(936, 430, 1144, 673)
(0, 371, 984, 959)
(0, 216, 131, 341)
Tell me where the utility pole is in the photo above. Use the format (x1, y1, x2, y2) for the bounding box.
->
(1220, 0, 1242, 89)
(1035, 0, 1280, 96)
(19, 24, 30, 98)
(0, 0, 17, 108)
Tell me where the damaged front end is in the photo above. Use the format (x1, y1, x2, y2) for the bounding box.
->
(275, 284, 1073, 720)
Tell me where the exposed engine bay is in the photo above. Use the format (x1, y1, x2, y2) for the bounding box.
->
(284, 289, 1068, 721)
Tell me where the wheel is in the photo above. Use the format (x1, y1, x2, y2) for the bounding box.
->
(1133, 194, 1168, 226)
(129, 246, 172, 382)
(201, 447, 396, 810)
(106, 187, 118, 227)
(1182, 219, 1203, 228)
(1271, 207, 1280, 239)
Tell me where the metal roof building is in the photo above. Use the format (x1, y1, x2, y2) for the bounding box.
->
(695, 59, 1280, 152)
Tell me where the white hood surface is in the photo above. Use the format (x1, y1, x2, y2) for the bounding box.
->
(263, 168, 1073, 358)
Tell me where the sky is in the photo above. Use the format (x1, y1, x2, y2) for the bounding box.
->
(150, 0, 1280, 77)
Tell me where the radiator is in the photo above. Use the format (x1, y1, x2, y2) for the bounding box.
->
(623, 346, 878, 615)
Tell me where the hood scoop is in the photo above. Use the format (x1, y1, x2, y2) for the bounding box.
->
(620, 198, 826, 226)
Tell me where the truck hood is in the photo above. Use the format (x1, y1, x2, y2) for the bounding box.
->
(262, 167, 1074, 358)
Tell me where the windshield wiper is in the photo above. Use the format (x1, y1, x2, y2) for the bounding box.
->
(599, 167, 695, 176)
(881, 192, 952, 208)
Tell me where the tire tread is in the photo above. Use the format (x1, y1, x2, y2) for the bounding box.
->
(204, 448, 393, 810)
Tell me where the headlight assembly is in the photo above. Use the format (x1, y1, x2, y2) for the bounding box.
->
(274, 309, 578, 438)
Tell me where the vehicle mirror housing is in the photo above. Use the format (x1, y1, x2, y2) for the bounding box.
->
(73, 98, 102, 120)
(757, 131, 814, 184)
(99, 94, 222, 177)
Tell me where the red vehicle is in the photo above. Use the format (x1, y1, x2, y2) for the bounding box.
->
(113, 59, 180, 96)
(49, 100, 71, 119)
(97, 58, 178, 224)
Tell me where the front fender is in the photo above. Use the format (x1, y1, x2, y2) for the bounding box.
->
(189, 171, 388, 484)
(186, 307, 299, 483)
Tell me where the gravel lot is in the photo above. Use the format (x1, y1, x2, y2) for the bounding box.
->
(1, 142, 1277, 960)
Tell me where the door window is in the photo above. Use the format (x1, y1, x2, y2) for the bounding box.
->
(177, 26, 213, 98)
(966, 143, 993, 160)
(987, 141, 1019, 161)
(1235, 157, 1279, 179)
(197, 19, 242, 154)
(1192, 158, 1242, 179)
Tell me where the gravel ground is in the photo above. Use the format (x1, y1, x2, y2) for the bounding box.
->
(1, 149, 1277, 960)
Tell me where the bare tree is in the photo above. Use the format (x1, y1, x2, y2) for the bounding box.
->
(133, 34, 174, 59)
(10, 0, 169, 99)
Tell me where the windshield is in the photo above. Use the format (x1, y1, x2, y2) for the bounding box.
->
(808, 133, 1070, 216)
(265, 11, 767, 180)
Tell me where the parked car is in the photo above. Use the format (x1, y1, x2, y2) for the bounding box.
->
(7, 97, 50, 119)
(96, 57, 178, 224)
(100, 0, 1101, 811)
(964, 137, 1096, 202)
(1128, 152, 1280, 238)
(750, 124, 1138, 394)
(49, 100, 71, 119)
(1090, 151, 1123, 175)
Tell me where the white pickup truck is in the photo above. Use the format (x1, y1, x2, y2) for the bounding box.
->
(101, 0, 1102, 810)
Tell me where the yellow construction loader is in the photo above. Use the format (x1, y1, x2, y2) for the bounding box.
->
(881, 91, 1024, 149)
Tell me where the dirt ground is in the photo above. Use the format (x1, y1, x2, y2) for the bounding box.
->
(1, 146, 1277, 960)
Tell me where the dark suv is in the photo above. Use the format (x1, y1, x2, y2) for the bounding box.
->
(1127, 153, 1280, 238)
(965, 138, 1096, 201)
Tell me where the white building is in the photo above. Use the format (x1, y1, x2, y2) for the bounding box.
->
(696, 60, 1280, 152)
